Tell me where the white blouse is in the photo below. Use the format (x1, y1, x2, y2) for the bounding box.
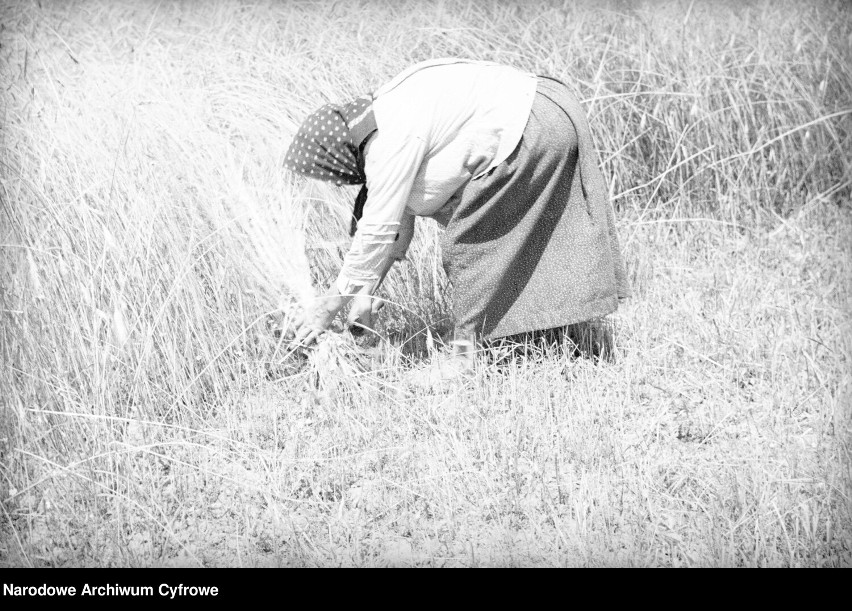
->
(336, 59, 538, 294)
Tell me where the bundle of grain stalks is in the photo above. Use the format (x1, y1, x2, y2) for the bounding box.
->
(216, 172, 377, 384)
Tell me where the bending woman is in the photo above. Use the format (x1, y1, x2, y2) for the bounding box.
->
(285, 58, 629, 369)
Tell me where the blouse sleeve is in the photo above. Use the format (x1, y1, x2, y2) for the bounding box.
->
(335, 132, 427, 294)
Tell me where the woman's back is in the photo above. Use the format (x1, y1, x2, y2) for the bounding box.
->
(371, 59, 537, 179)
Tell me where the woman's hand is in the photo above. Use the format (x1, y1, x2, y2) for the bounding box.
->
(347, 294, 385, 335)
(292, 289, 351, 347)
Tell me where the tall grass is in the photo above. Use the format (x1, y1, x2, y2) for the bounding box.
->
(1, 0, 850, 566)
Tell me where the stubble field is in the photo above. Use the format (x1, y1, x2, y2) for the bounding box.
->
(1, 0, 850, 566)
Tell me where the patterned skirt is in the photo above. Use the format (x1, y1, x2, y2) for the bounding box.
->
(440, 77, 630, 339)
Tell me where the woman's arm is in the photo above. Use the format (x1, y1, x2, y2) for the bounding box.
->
(295, 246, 397, 345)
(294, 130, 425, 346)
(347, 213, 415, 329)
(294, 214, 415, 345)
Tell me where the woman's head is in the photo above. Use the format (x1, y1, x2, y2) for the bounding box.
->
(283, 95, 376, 186)
(284, 95, 377, 235)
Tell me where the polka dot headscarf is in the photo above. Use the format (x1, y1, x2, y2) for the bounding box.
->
(284, 95, 377, 234)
